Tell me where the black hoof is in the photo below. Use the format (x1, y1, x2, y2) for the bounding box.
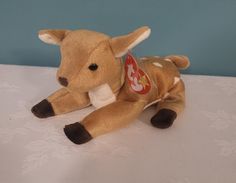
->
(151, 109, 177, 129)
(64, 122, 92, 144)
(31, 99, 54, 118)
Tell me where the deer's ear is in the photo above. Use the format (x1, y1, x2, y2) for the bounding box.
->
(38, 29, 71, 45)
(109, 26, 151, 57)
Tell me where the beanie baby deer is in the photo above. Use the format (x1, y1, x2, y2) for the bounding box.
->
(31, 26, 190, 144)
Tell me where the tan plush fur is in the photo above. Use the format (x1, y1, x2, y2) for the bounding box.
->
(33, 26, 190, 144)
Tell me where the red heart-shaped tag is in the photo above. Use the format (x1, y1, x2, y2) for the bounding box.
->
(125, 52, 151, 94)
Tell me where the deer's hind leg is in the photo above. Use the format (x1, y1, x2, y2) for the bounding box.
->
(151, 79, 185, 129)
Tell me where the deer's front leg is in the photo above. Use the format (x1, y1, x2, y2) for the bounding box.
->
(31, 88, 90, 118)
(64, 100, 146, 144)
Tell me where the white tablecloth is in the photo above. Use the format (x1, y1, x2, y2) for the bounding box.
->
(0, 64, 236, 183)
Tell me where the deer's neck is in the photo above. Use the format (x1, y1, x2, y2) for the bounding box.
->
(109, 59, 125, 95)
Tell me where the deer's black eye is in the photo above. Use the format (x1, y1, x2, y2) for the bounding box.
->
(88, 63, 98, 71)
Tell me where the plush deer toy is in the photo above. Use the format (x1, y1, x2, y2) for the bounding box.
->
(31, 26, 190, 144)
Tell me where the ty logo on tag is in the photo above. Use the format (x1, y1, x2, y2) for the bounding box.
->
(125, 52, 151, 94)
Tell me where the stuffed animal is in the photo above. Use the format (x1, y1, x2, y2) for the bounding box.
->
(31, 26, 190, 144)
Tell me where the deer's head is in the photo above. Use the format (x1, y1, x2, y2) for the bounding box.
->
(38, 26, 151, 92)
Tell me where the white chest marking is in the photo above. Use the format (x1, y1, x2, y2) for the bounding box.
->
(88, 84, 116, 109)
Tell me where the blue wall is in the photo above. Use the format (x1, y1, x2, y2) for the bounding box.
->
(0, 0, 236, 76)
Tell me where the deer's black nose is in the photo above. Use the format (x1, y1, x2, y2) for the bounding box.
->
(58, 77, 68, 87)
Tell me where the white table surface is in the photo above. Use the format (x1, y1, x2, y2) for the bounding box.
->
(0, 64, 236, 183)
